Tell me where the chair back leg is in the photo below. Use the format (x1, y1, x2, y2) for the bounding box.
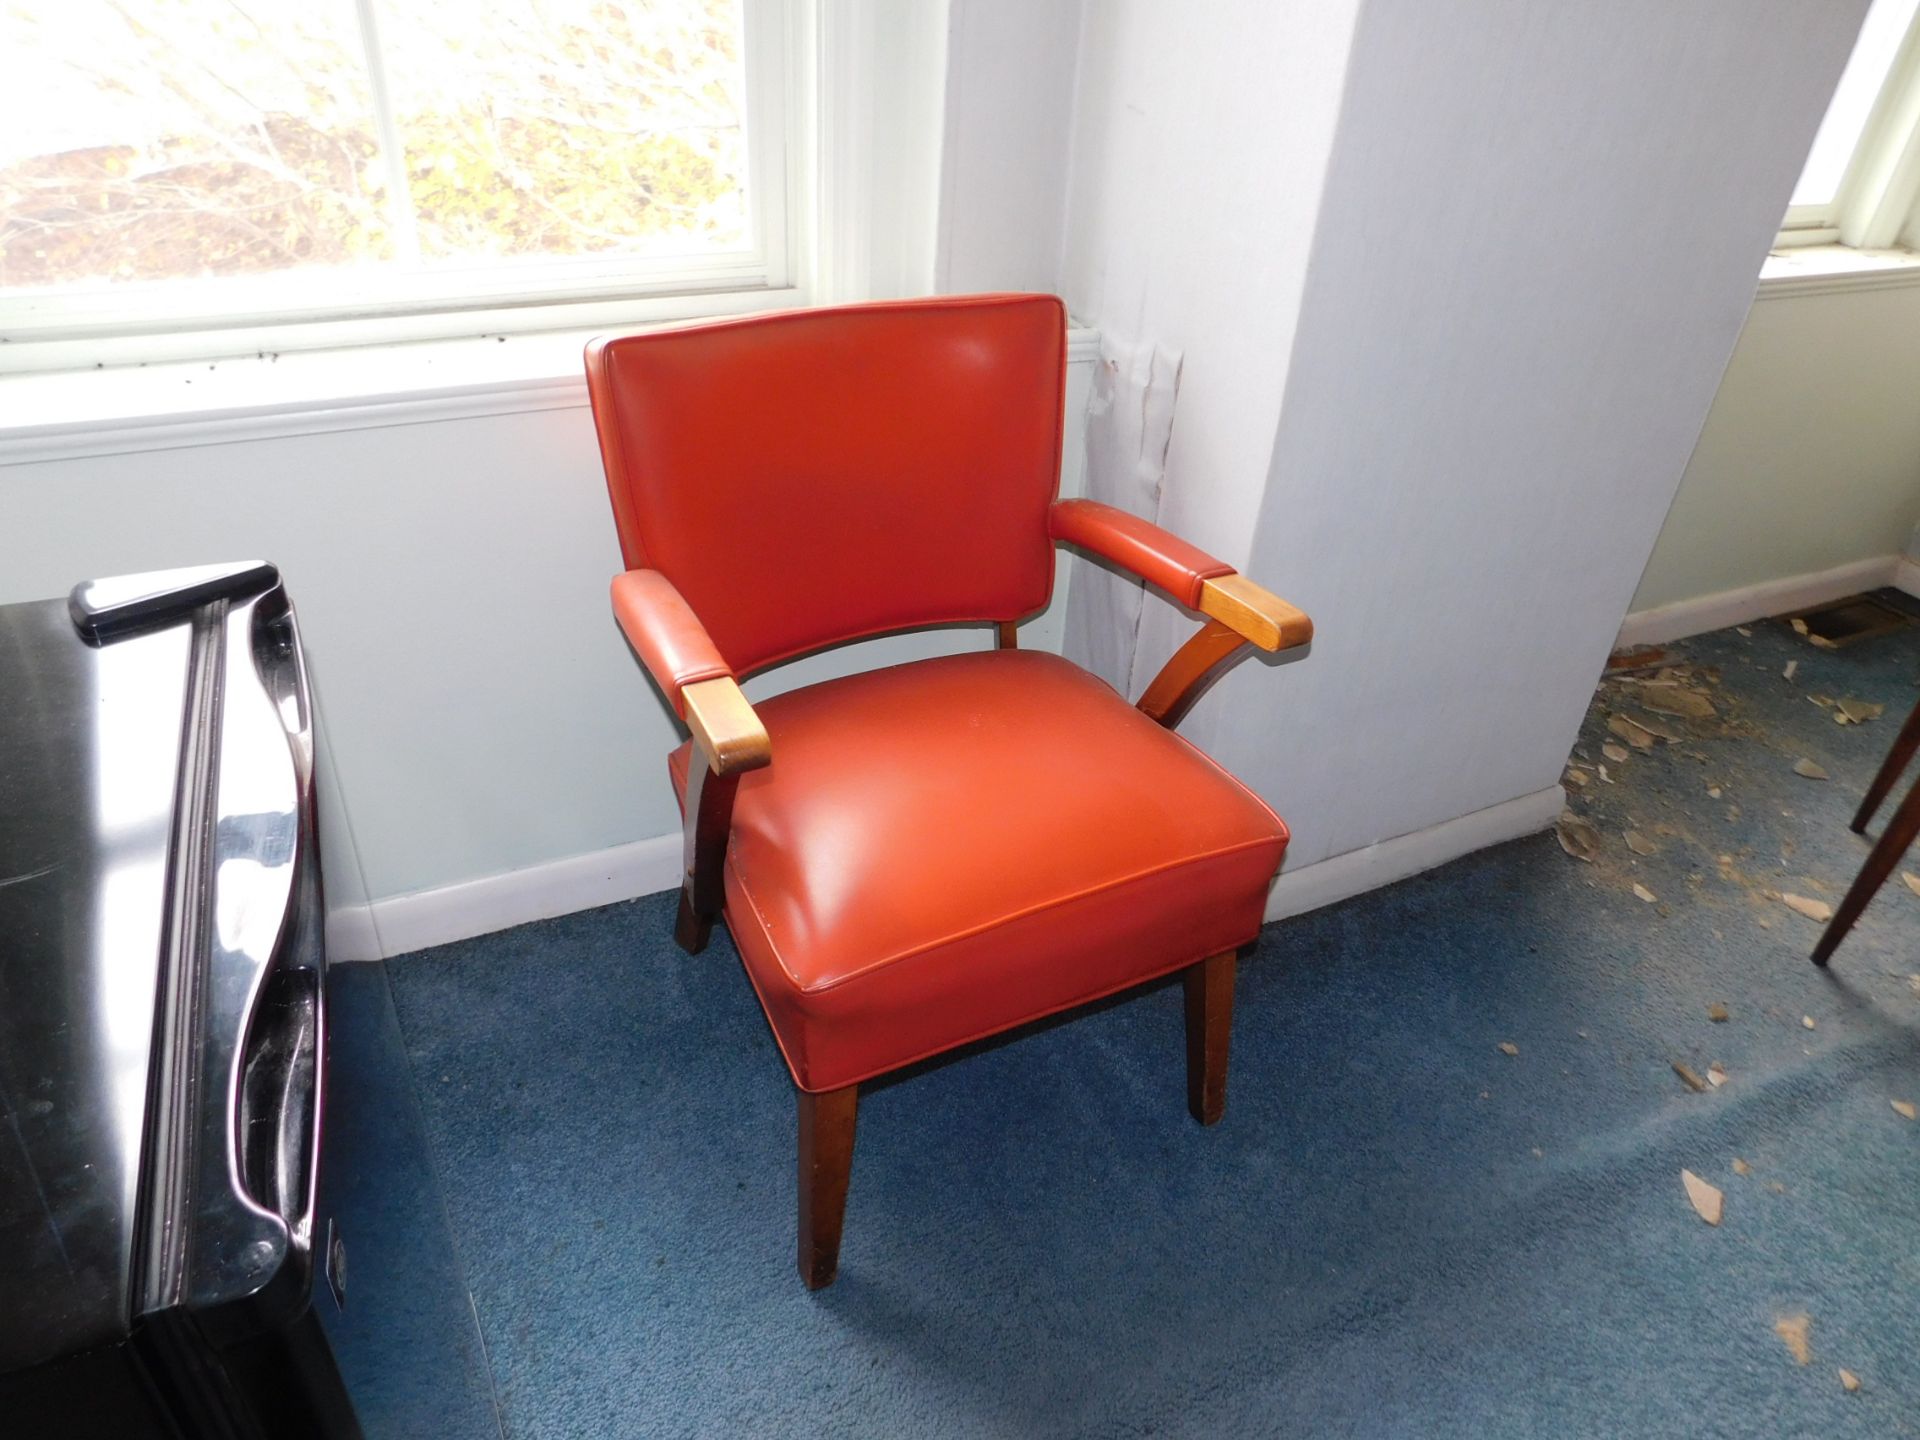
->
(1184, 950, 1238, 1124)
(797, 1083, 859, 1289)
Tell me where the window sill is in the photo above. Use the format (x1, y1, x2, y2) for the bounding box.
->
(1757, 244, 1920, 298)
(0, 321, 1102, 468)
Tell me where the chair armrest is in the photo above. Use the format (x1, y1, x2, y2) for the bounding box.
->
(1048, 500, 1311, 651)
(611, 569, 736, 720)
(681, 677, 771, 776)
(1048, 499, 1233, 608)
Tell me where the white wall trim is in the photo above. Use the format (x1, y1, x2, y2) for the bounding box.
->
(1617, 554, 1903, 649)
(331, 832, 684, 961)
(337, 783, 1564, 962)
(1262, 786, 1565, 925)
(0, 325, 1101, 469)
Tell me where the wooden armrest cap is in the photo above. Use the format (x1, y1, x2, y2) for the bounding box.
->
(1198, 574, 1313, 652)
(681, 677, 772, 775)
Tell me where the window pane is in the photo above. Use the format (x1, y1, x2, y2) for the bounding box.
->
(1792, 0, 1920, 208)
(373, 0, 750, 265)
(0, 1, 390, 291)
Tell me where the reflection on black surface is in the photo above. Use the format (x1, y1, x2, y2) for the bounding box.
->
(320, 962, 504, 1440)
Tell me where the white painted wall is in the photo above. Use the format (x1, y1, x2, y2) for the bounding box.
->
(935, 0, 1084, 296)
(1197, 0, 1869, 875)
(1629, 281, 1920, 613)
(1052, 0, 1365, 706)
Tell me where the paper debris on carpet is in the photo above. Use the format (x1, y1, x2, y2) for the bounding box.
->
(1632, 714, 1685, 743)
(1894, 1100, 1917, 1120)
(1791, 618, 1810, 635)
(1840, 1368, 1860, 1392)
(1732, 1158, 1751, 1175)
(1707, 1063, 1728, 1088)
(1782, 894, 1833, 922)
(1640, 683, 1716, 719)
(1624, 830, 1657, 856)
(1498, 1042, 1518, 1056)
(1707, 784, 1722, 798)
(1775, 1314, 1811, 1365)
(1597, 765, 1611, 783)
(1609, 715, 1656, 749)
(1556, 811, 1601, 861)
(1707, 1003, 1729, 1022)
(1903, 873, 1920, 898)
(1672, 1062, 1708, 1093)
(1792, 758, 1830, 780)
(1783, 660, 1798, 680)
(1682, 1170, 1723, 1225)
(1737, 626, 1753, 636)
(1603, 741, 1630, 763)
(1803, 1015, 1817, 1029)
(1564, 767, 1589, 787)
(1633, 883, 1657, 903)
(1836, 698, 1884, 725)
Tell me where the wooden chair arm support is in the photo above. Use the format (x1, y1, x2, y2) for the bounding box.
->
(674, 678, 770, 953)
(1138, 579, 1312, 728)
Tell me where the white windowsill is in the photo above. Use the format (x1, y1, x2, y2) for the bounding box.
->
(1757, 244, 1920, 298)
(0, 321, 1103, 468)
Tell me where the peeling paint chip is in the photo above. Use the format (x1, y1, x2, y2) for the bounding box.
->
(1609, 715, 1657, 749)
(1633, 883, 1657, 904)
(1498, 1042, 1519, 1057)
(1672, 1062, 1708, 1093)
(1775, 1313, 1811, 1365)
(1792, 758, 1830, 781)
(1625, 830, 1658, 856)
(1707, 1003, 1729, 1023)
(1840, 1368, 1860, 1393)
(1894, 1100, 1917, 1120)
(1682, 1169, 1723, 1225)
(1603, 742, 1631, 763)
(1641, 683, 1717, 719)
(1732, 1158, 1751, 1176)
(1556, 811, 1601, 862)
(1782, 894, 1833, 923)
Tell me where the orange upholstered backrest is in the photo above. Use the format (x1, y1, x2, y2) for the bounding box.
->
(585, 294, 1068, 677)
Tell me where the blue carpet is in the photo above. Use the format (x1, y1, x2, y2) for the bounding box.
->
(387, 607, 1920, 1438)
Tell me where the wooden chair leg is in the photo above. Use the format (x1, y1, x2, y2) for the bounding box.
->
(673, 886, 713, 954)
(1853, 696, 1920, 834)
(1815, 771, 1920, 966)
(797, 1083, 858, 1289)
(1183, 950, 1237, 1125)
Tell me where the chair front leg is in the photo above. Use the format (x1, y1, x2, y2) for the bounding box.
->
(674, 749, 742, 954)
(797, 1083, 859, 1289)
(1184, 950, 1238, 1124)
(672, 678, 771, 955)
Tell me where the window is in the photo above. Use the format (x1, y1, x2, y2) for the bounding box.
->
(1778, 0, 1920, 249)
(0, 0, 800, 370)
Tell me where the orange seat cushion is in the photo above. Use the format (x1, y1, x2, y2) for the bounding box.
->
(668, 651, 1289, 1093)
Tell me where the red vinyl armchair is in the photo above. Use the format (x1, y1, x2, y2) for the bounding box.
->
(586, 294, 1310, 1288)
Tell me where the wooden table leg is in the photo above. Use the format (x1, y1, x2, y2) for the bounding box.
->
(1184, 950, 1238, 1125)
(1816, 770, 1920, 966)
(797, 1083, 859, 1289)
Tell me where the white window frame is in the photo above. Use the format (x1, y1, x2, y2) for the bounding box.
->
(1778, 6, 1920, 250)
(0, 0, 810, 374)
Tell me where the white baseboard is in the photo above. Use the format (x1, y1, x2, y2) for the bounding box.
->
(331, 832, 683, 961)
(1262, 785, 1564, 925)
(336, 785, 1566, 962)
(1615, 555, 1900, 649)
